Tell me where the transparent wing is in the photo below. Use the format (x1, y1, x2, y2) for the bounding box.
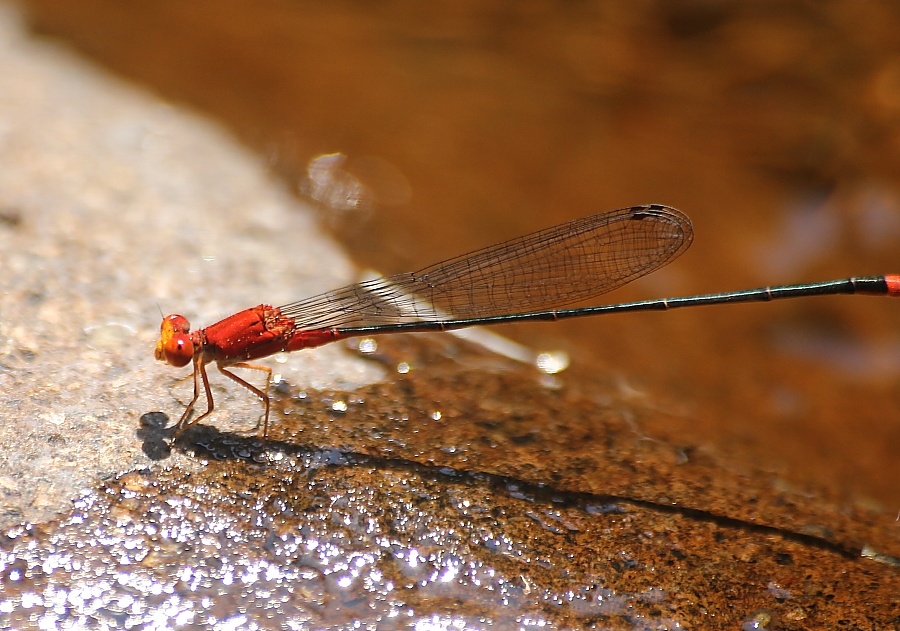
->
(279, 205, 693, 330)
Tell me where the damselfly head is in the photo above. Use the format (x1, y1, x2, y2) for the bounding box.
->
(155, 314, 194, 367)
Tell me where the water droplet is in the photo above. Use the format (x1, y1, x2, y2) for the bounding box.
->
(358, 338, 377, 353)
(536, 351, 569, 374)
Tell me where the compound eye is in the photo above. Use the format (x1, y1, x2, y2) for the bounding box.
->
(161, 314, 190, 335)
(163, 333, 194, 367)
(155, 314, 194, 366)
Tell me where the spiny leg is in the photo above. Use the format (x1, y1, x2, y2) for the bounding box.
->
(174, 359, 215, 436)
(172, 372, 194, 388)
(172, 357, 201, 433)
(216, 362, 273, 439)
(166, 372, 195, 427)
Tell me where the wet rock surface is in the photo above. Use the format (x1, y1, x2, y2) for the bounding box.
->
(0, 1, 898, 628)
(3, 336, 899, 628)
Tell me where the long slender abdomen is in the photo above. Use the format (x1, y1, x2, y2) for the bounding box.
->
(285, 327, 348, 351)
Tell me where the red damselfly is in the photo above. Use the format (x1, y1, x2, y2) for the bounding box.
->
(155, 204, 899, 437)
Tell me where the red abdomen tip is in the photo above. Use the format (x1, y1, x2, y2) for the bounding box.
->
(886, 275, 900, 297)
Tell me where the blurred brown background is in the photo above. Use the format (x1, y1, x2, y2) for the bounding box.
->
(20, 1, 900, 505)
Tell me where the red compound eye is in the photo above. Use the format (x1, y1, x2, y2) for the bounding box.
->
(155, 314, 194, 367)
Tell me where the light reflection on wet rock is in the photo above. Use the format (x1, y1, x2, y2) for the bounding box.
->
(0, 441, 897, 629)
(0, 451, 688, 630)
